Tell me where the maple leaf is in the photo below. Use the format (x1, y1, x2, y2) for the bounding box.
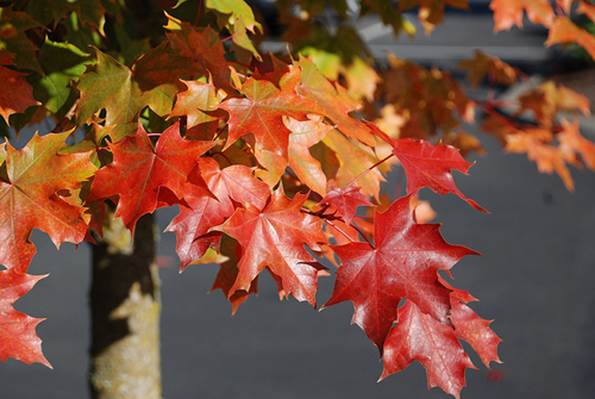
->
(0, 52, 38, 123)
(217, 189, 325, 305)
(170, 79, 223, 129)
(322, 129, 385, 199)
(77, 49, 177, 140)
(166, 157, 269, 270)
(166, 178, 230, 271)
(400, 0, 469, 34)
(34, 40, 92, 115)
(89, 122, 213, 232)
(381, 55, 475, 139)
(325, 195, 475, 349)
(450, 300, 502, 368)
(0, 132, 96, 271)
(321, 184, 372, 225)
(505, 129, 575, 190)
(480, 112, 522, 143)
(297, 58, 376, 146)
(205, 0, 263, 58)
(0, 10, 44, 74)
(578, 1, 595, 22)
(518, 81, 590, 129)
(0, 269, 50, 367)
(251, 54, 291, 85)
(284, 115, 333, 196)
(459, 50, 519, 87)
(210, 237, 258, 314)
(135, 15, 232, 91)
(344, 57, 380, 102)
(490, 0, 554, 31)
(380, 301, 475, 399)
(133, 42, 196, 91)
(212, 259, 257, 314)
(166, 24, 233, 91)
(559, 119, 595, 170)
(24, 0, 104, 28)
(443, 131, 485, 157)
(219, 68, 314, 157)
(324, 219, 361, 249)
(546, 16, 595, 60)
(391, 138, 485, 211)
(201, 158, 270, 210)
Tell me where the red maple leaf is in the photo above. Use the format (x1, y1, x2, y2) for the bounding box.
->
(218, 189, 325, 305)
(450, 300, 502, 368)
(200, 158, 270, 211)
(219, 68, 314, 157)
(211, 239, 258, 315)
(380, 289, 501, 398)
(169, 79, 221, 129)
(166, 158, 269, 270)
(322, 184, 372, 225)
(165, 176, 228, 271)
(392, 138, 485, 211)
(0, 132, 96, 271)
(0, 52, 38, 123)
(0, 269, 51, 368)
(380, 301, 474, 399)
(89, 122, 213, 231)
(251, 54, 291, 86)
(325, 195, 475, 349)
(296, 58, 376, 146)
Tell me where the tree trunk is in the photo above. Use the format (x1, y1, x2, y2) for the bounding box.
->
(89, 213, 162, 399)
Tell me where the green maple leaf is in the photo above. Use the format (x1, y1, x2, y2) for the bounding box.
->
(77, 49, 176, 141)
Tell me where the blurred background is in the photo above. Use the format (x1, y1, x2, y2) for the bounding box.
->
(3, 1, 595, 398)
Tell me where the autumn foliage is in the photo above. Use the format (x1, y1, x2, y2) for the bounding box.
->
(1, 0, 594, 397)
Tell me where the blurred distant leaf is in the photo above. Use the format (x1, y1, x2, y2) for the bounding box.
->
(459, 50, 519, 87)
(490, 0, 554, 31)
(546, 16, 595, 60)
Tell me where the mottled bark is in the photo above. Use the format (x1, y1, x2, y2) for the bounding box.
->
(89, 213, 162, 399)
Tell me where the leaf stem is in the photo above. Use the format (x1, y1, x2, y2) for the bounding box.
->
(349, 222, 374, 248)
(325, 220, 356, 243)
(346, 153, 394, 188)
